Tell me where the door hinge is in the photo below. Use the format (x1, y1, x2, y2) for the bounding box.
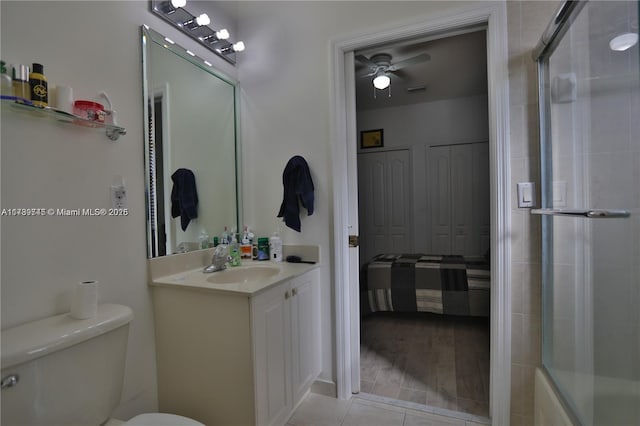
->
(348, 235, 359, 247)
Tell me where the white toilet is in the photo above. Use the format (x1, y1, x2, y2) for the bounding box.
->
(1, 304, 203, 426)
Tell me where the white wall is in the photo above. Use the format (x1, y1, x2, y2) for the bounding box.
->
(0, 0, 237, 419)
(357, 94, 489, 151)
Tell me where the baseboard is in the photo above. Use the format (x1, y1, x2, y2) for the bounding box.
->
(311, 379, 337, 398)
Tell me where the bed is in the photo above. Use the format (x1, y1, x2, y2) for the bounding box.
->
(360, 253, 491, 317)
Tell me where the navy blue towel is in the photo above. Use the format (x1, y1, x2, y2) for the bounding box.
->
(171, 168, 199, 231)
(277, 155, 314, 232)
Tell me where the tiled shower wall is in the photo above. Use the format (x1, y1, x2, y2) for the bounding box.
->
(506, 1, 561, 425)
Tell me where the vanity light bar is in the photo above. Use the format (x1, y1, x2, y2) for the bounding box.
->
(150, 0, 244, 65)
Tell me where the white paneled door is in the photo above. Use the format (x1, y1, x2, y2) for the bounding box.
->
(429, 142, 489, 256)
(358, 149, 412, 263)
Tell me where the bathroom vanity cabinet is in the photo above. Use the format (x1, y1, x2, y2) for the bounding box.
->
(150, 266, 321, 426)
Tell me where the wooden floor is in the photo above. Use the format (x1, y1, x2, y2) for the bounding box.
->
(360, 312, 490, 418)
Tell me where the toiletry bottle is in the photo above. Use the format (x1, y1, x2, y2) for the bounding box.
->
(11, 64, 30, 103)
(270, 232, 283, 262)
(240, 226, 252, 259)
(221, 226, 229, 245)
(29, 63, 48, 107)
(1, 61, 12, 96)
(199, 230, 210, 250)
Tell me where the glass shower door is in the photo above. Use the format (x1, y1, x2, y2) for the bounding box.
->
(534, 1, 639, 425)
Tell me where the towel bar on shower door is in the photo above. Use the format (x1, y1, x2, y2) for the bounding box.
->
(531, 208, 630, 218)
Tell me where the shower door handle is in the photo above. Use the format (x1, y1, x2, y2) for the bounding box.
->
(531, 208, 630, 218)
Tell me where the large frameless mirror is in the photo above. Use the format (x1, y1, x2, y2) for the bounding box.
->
(142, 26, 239, 258)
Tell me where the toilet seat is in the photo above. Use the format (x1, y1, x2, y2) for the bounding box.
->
(123, 413, 205, 426)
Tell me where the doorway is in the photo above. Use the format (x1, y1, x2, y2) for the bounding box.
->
(354, 29, 491, 418)
(330, 3, 512, 424)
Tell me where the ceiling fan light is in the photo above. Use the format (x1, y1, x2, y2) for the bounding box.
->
(609, 32, 638, 51)
(373, 74, 390, 90)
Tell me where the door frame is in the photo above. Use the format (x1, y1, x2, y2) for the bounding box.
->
(330, 2, 512, 424)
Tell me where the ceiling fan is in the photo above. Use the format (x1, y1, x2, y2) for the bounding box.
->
(355, 52, 430, 90)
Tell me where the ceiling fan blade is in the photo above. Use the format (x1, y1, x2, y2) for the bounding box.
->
(389, 70, 406, 80)
(355, 54, 379, 69)
(388, 53, 430, 71)
(356, 70, 377, 78)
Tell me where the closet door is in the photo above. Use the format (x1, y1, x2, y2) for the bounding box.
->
(429, 146, 452, 254)
(358, 150, 412, 262)
(429, 142, 489, 256)
(358, 152, 387, 263)
(387, 150, 411, 253)
(473, 143, 490, 255)
(451, 144, 475, 255)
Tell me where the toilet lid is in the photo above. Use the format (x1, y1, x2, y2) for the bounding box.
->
(123, 413, 205, 426)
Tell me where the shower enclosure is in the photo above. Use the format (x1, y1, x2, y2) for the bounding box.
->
(533, 1, 639, 425)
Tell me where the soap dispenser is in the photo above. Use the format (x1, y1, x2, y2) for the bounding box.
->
(229, 233, 241, 266)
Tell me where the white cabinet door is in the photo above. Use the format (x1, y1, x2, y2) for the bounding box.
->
(290, 269, 321, 405)
(252, 268, 321, 426)
(252, 282, 292, 426)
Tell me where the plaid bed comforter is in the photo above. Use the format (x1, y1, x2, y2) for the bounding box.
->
(360, 254, 491, 317)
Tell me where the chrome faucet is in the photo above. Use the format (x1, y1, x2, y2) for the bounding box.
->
(203, 244, 231, 273)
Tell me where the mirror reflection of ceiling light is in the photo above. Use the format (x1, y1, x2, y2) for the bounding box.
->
(609, 32, 638, 51)
(373, 72, 391, 90)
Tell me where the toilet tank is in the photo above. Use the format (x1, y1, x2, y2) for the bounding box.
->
(1, 304, 134, 426)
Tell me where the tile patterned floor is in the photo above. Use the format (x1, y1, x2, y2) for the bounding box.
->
(287, 393, 489, 426)
(359, 312, 490, 418)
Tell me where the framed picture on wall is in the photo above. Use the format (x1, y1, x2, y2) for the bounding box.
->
(360, 129, 384, 149)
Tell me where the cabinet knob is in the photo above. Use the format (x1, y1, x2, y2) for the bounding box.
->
(292, 288, 298, 297)
(285, 290, 291, 299)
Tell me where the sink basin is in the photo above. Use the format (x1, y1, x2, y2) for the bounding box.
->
(206, 265, 280, 284)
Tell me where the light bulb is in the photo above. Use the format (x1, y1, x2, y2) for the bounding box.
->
(373, 74, 390, 90)
(196, 13, 210, 26)
(171, 0, 186, 8)
(609, 32, 638, 51)
(233, 41, 245, 52)
(216, 29, 230, 40)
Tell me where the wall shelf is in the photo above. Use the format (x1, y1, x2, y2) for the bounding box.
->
(2, 99, 126, 141)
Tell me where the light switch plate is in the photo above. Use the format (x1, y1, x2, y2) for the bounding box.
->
(517, 182, 535, 208)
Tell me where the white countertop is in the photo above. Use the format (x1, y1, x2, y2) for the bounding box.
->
(149, 259, 319, 296)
